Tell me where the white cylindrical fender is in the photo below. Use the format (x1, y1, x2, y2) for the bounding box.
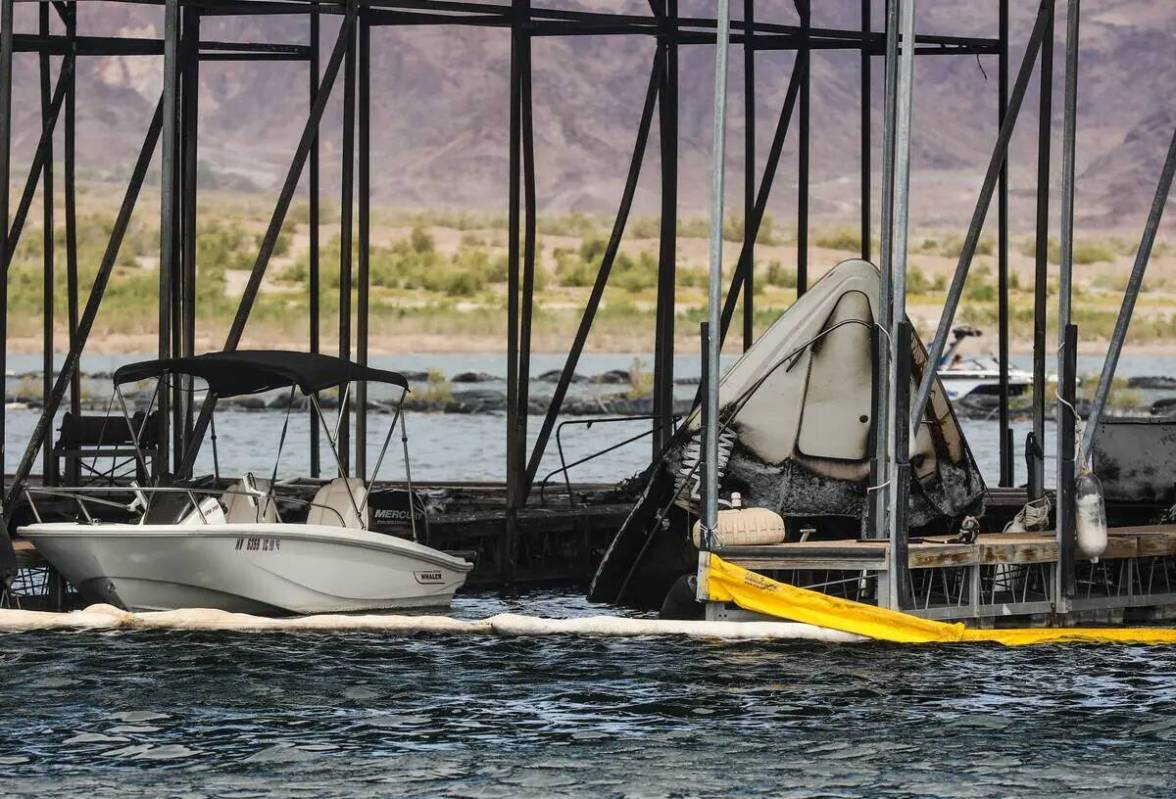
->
(691, 504, 787, 549)
(1075, 472, 1108, 560)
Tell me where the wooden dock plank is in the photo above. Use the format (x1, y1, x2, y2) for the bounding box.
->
(1118, 525, 1176, 557)
(720, 526, 1176, 571)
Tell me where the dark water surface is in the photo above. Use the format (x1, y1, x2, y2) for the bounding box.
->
(4, 593, 1176, 799)
(6, 351, 1176, 796)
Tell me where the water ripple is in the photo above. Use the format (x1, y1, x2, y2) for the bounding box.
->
(3, 593, 1176, 797)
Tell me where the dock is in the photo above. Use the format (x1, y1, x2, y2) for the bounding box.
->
(711, 525, 1176, 626)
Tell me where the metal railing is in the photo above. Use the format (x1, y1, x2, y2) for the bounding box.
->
(538, 414, 679, 507)
(22, 483, 351, 529)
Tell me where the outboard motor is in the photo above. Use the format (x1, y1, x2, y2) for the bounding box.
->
(367, 489, 430, 544)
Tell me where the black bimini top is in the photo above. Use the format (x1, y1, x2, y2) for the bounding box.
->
(113, 350, 409, 398)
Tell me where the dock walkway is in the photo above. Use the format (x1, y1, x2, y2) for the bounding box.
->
(714, 526, 1176, 625)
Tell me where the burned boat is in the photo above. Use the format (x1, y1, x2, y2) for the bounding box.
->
(590, 259, 986, 608)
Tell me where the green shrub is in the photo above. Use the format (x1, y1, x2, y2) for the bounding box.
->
(420, 369, 452, 404)
(964, 280, 996, 302)
(765, 260, 797, 288)
(813, 226, 862, 252)
(579, 237, 608, 263)
(907, 265, 936, 294)
(537, 213, 599, 238)
(410, 225, 435, 254)
(722, 213, 744, 243)
(676, 216, 707, 239)
(677, 267, 708, 288)
(1073, 240, 1116, 265)
(628, 216, 662, 240)
(1021, 236, 1114, 265)
(281, 257, 308, 284)
(554, 250, 595, 287)
(627, 357, 654, 399)
(612, 251, 659, 293)
(488, 253, 510, 283)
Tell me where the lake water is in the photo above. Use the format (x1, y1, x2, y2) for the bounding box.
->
(4, 353, 1176, 797)
(4, 626, 1176, 798)
(8, 349, 1174, 486)
(3, 404, 1053, 492)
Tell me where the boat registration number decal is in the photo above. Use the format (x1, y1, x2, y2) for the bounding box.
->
(414, 570, 443, 585)
(235, 536, 281, 553)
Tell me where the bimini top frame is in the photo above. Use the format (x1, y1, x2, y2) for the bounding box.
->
(113, 349, 408, 397)
(111, 350, 416, 535)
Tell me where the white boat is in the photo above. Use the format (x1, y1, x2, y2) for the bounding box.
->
(18, 350, 473, 614)
(937, 326, 1032, 402)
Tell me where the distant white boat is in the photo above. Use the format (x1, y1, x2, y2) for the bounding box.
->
(937, 326, 1033, 402)
(19, 350, 473, 615)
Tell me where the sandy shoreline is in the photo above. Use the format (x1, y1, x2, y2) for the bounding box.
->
(7, 332, 1176, 358)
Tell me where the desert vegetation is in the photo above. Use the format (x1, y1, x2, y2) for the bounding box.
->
(4, 186, 1174, 354)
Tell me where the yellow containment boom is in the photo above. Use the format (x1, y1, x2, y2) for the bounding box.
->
(701, 553, 1176, 646)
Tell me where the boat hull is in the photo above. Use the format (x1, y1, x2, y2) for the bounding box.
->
(18, 522, 472, 614)
(938, 370, 1032, 401)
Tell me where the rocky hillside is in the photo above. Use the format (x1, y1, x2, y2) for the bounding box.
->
(6, 1, 1174, 231)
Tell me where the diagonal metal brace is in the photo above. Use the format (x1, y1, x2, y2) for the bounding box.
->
(179, 3, 359, 476)
(2, 99, 166, 583)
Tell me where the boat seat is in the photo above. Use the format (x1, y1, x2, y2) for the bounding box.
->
(307, 477, 368, 529)
(220, 474, 279, 524)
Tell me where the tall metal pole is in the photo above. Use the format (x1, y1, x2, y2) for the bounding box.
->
(157, 0, 181, 479)
(1057, 323, 1078, 603)
(796, 0, 810, 296)
(1082, 130, 1176, 462)
(870, 0, 899, 540)
(885, 0, 917, 611)
(179, 7, 200, 471)
(1057, 0, 1080, 359)
(997, 0, 1013, 487)
(1054, 0, 1081, 609)
(0, 0, 14, 582)
(309, 5, 322, 478)
(517, 7, 537, 503)
(1030, 1, 1054, 498)
(909, 0, 1054, 434)
(702, 0, 733, 542)
(653, 0, 677, 459)
(338, 5, 356, 478)
(64, 1, 80, 485)
(356, 11, 370, 479)
(39, 2, 54, 485)
(741, 0, 754, 351)
(502, 0, 528, 589)
(860, 0, 871, 263)
(505, 0, 523, 515)
(170, 10, 187, 471)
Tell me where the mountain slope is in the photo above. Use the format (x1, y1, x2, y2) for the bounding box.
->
(6, 1, 1173, 231)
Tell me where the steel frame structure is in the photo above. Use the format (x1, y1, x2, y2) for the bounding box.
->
(1, 1, 1172, 606)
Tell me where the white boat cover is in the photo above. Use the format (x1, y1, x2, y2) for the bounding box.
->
(670, 258, 985, 526)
